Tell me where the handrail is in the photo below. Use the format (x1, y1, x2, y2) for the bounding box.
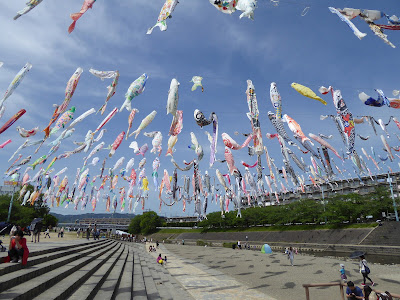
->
(303, 282, 400, 300)
(303, 282, 344, 300)
(304, 282, 343, 288)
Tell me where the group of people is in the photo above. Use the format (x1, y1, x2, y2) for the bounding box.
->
(346, 281, 392, 300)
(57, 227, 64, 238)
(27, 222, 44, 243)
(340, 255, 384, 300)
(84, 225, 100, 240)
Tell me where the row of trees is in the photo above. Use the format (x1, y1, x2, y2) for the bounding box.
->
(128, 211, 165, 235)
(0, 186, 58, 228)
(198, 187, 395, 230)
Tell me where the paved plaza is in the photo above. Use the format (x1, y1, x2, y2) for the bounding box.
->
(160, 243, 400, 300)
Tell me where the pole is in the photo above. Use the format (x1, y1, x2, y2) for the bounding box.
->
(387, 172, 399, 222)
(321, 184, 327, 224)
(7, 184, 17, 223)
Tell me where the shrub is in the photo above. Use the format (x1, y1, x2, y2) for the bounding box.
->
(196, 240, 206, 246)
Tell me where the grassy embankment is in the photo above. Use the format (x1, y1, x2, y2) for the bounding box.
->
(157, 223, 377, 234)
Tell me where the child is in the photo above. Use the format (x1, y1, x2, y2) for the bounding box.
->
(44, 227, 50, 238)
(339, 264, 347, 283)
(164, 256, 167, 266)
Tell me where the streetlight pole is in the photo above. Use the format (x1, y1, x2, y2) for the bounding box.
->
(7, 175, 20, 223)
(321, 184, 327, 224)
(7, 186, 16, 223)
(387, 172, 399, 222)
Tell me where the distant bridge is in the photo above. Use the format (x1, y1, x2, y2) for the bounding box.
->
(59, 218, 131, 231)
(58, 223, 129, 231)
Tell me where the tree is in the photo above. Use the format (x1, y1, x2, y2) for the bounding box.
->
(128, 215, 142, 234)
(0, 187, 54, 227)
(43, 214, 58, 228)
(140, 211, 163, 235)
(127, 211, 163, 235)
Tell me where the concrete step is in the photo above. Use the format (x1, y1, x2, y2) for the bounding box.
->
(93, 246, 129, 300)
(139, 253, 170, 300)
(0, 239, 110, 276)
(68, 244, 125, 300)
(361, 222, 400, 246)
(0, 239, 106, 261)
(132, 251, 147, 300)
(0, 241, 117, 300)
(0, 239, 113, 294)
(32, 243, 123, 300)
(115, 248, 133, 300)
(140, 251, 192, 300)
(140, 260, 162, 300)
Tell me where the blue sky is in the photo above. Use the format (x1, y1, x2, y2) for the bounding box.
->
(1, 0, 400, 217)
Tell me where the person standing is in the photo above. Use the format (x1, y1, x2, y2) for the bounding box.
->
(30, 223, 35, 243)
(86, 225, 91, 240)
(237, 240, 241, 249)
(359, 255, 374, 286)
(93, 225, 97, 240)
(33, 221, 42, 243)
(60, 227, 64, 238)
(163, 256, 167, 266)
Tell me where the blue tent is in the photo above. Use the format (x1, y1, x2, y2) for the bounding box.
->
(261, 243, 272, 254)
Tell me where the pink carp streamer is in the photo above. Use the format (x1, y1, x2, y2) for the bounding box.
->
(68, 0, 96, 33)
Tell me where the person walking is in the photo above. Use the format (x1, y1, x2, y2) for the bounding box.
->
(359, 255, 374, 286)
(339, 264, 347, 283)
(44, 227, 50, 238)
(288, 247, 294, 266)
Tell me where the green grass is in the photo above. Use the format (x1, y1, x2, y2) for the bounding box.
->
(155, 223, 376, 234)
(156, 228, 202, 234)
(201, 223, 377, 232)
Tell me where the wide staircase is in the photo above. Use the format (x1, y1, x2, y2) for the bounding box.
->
(0, 239, 193, 300)
(361, 222, 400, 246)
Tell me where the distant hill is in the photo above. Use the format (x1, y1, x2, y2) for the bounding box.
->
(51, 213, 135, 223)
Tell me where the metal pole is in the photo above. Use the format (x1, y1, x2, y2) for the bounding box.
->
(7, 184, 16, 223)
(321, 184, 327, 224)
(387, 172, 399, 222)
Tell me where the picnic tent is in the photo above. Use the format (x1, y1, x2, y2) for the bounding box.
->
(261, 244, 272, 254)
